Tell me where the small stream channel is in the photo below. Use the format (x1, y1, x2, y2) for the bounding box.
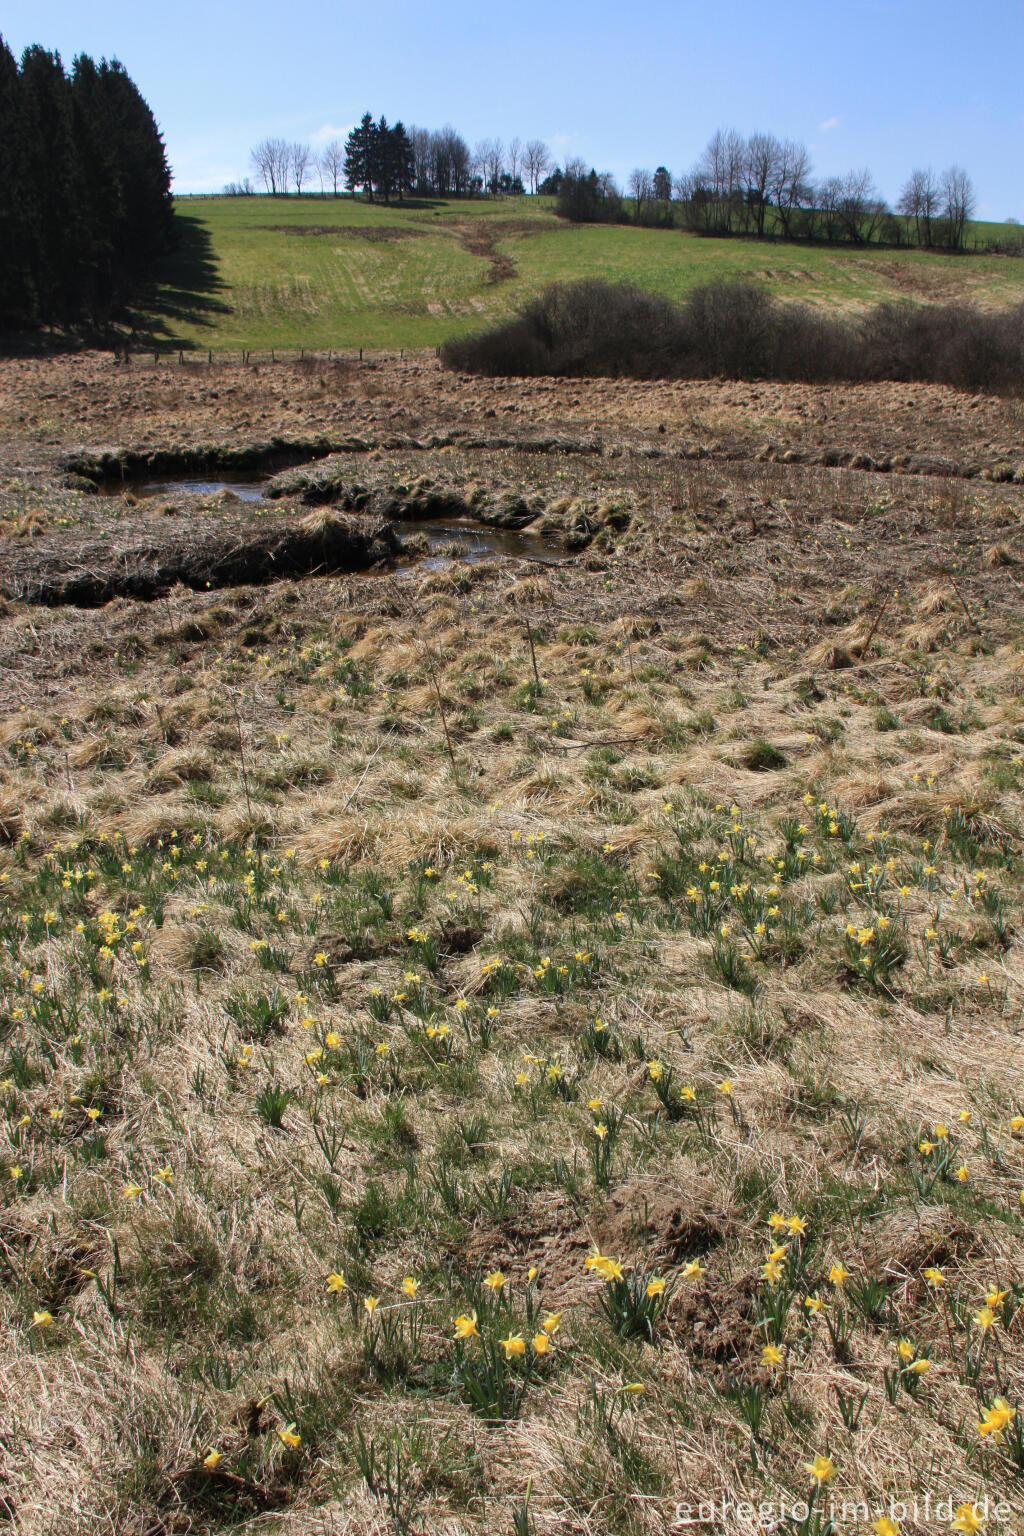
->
(97, 474, 571, 567)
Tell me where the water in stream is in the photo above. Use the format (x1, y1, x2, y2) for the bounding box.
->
(98, 476, 570, 565)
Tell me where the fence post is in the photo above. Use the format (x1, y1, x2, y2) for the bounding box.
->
(178, 350, 184, 365)
(359, 346, 363, 361)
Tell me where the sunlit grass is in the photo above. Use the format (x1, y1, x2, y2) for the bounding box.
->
(161, 194, 1024, 352)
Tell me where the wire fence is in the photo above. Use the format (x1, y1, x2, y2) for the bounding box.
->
(115, 345, 433, 367)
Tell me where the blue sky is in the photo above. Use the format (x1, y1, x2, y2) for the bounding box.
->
(9, 0, 1023, 217)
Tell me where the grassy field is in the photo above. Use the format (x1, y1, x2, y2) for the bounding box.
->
(157, 195, 1024, 354)
(3, 331, 1024, 1529)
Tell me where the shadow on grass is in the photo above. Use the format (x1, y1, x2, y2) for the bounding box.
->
(126, 213, 231, 350)
(0, 213, 232, 356)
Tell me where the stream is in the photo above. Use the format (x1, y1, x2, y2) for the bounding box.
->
(98, 475, 570, 566)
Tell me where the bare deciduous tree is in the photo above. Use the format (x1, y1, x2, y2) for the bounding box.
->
(290, 142, 313, 195)
(695, 128, 747, 231)
(475, 138, 505, 195)
(744, 132, 782, 236)
(507, 136, 523, 191)
(319, 139, 344, 197)
(628, 168, 653, 220)
(818, 170, 884, 244)
(524, 139, 552, 195)
(250, 136, 290, 195)
(897, 167, 939, 246)
(769, 139, 813, 238)
(941, 165, 975, 249)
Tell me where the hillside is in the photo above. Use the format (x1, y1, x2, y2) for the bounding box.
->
(156, 195, 1024, 353)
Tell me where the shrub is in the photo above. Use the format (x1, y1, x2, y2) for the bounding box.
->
(442, 277, 1024, 392)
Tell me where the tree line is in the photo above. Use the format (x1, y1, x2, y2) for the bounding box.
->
(618, 129, 978, 249)
(0, 37, 174, 332)
(555, 131, 979, 249)
(242, 117, 991, 252)
(245, 119, 554, 200)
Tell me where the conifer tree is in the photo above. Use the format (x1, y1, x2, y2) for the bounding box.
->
(0, 36, 173, 332)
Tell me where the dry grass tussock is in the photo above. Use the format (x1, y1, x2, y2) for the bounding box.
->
(2, 458, 1024, 1534)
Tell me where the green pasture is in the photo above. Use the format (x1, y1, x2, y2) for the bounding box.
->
(156, 194, 1024, 353)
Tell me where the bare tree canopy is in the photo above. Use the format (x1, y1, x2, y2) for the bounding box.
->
(319, 139, 344, 197)
(507, 137, 523, 190)
(290, 142, 313, 195)
(627, 168, 653, 215)
(474, 138, 505, 194)
(524, 139, 552, 194)
(244, 117, 977, 249)
(250, 136, 289, 195)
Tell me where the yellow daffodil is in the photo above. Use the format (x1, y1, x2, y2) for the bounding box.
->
(951, 1504, 986, 1534)
(977, 1398, 1016, 1440)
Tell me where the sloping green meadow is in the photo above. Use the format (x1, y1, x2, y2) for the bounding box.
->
(162, 194, 1024, 352)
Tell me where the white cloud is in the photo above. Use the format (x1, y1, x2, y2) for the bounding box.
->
(819, 116, 840, 133)
(311, 122, 355, 145)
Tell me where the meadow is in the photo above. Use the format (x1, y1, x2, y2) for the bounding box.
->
(160, 195, 1024, 354)
(1, 352, 1024, 1533)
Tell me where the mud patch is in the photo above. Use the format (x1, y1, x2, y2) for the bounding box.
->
(592, 1174, 735, 1263)
(257, 224, 430, 241)
(665, 1270, 762, 1367)
(454, 222, 518, 285)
